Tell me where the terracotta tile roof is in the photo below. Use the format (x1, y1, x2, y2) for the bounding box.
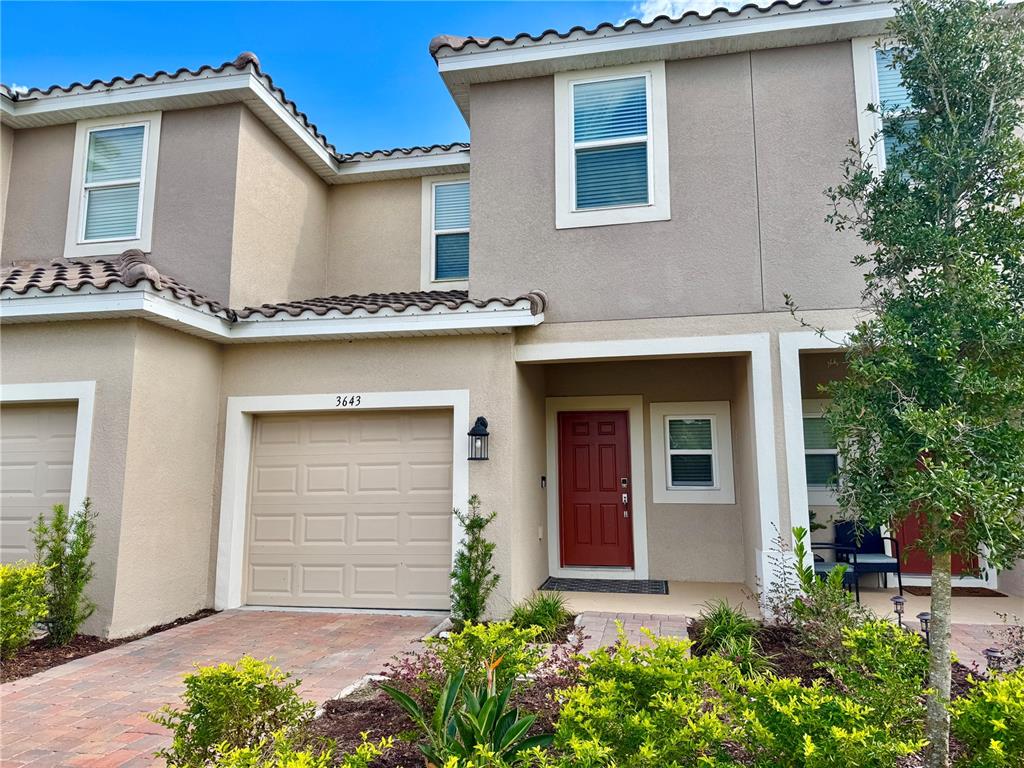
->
(1, 252, 546, 324)
(339, 143, 470, 162)
(1, 250, 234, 319)
(429, 0, 873, 57)
(236, 290, 545, 319)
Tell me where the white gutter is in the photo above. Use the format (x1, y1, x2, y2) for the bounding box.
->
(0, 289, 543, 342)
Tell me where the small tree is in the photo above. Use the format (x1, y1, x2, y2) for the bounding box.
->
(817, 2, 1024, 765)
(450, 495, 498, 628)
(33, 498, 98, 645)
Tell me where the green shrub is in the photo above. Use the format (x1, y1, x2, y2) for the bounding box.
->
(830, 620, 928, 731)
(509, 592, 571, 642)
(451, 495, 499, 627)
(32, 499, 97, 646)
(951, 669, 1024, 768)
(0, 561, 49, 658)
(213, 732, 390, 768)
(553, 627, 741, 767)
(715, 633, 775, 677)
(695, 599, 758, 651)
(426, 621, 544, 690)
(151, 656, 315, 766)
(736, 675, 925, 768)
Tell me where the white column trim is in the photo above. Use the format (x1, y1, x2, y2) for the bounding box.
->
(544, 395, 649, 580)
(0, 381, 96, 519)
(214, 389, 471, 610)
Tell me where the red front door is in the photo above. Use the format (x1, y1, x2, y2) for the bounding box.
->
(558, 410, 634, 568)
(895, 513, 979, 576)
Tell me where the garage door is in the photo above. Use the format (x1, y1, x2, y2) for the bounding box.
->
(245, 409, 453, 609)
(1, 403, 78, 563)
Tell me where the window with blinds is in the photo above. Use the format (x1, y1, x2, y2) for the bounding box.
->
(803, 416, 839, 488)
(572, 75, 650, 210)
(432, 181, 469, 281)
(81, 125, 147, 241)
(666, 417, 715, 488)
(875, 48, 914, 166)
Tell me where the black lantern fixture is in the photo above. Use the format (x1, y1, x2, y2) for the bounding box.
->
(917, 611, 931, 647)
(468, 417, 489, 461)
(891, 595, 906, 628)
(983, 647, 1005, 673)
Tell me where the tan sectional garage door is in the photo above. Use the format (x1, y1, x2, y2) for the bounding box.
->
(245, 409, 453, 609)
(1, 403, 78, 562)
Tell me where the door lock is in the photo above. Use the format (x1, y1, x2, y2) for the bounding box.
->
(622, 492, 629, 517)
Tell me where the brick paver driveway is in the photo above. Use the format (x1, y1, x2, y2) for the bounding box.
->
(0, 609, 439, 767)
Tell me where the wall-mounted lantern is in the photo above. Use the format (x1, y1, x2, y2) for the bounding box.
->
(468, 417, 489, 461)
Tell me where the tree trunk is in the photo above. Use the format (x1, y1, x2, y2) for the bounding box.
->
(924, 550, 952, 768)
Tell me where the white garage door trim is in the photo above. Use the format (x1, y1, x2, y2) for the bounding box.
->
(215, 389, 470, 610)
(0, 381, 96, 521)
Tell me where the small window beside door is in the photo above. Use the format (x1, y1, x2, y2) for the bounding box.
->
(650, 401, 735, 505)
(803, 400, 839, 505)
(421, 175, 469, 289)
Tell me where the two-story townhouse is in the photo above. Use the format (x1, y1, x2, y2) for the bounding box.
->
(2, 0, 1020, 638)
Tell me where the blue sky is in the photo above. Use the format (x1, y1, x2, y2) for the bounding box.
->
(0, 1, 714, 154)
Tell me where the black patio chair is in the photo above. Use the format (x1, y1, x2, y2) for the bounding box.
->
(834, 521, 904, 596)
(811, 543, 860, 602)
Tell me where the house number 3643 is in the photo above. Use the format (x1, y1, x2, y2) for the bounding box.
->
(336, 395, 362, 407)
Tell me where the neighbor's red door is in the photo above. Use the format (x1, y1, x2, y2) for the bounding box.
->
(895, 513, 979, 576)
(558, 411, 634, 568)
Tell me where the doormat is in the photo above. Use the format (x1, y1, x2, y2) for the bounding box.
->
(540, 577, 669, 595)
(904, 586, 1006, 598)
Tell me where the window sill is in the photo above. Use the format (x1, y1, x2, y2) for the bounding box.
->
(64, 237, 150, 259)
(556, 201, 670, 230)
(653, 486, 736, 505)
(424, 278, 469, 292)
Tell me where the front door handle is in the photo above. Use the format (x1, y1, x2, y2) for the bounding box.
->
(622, 493, 629, 517)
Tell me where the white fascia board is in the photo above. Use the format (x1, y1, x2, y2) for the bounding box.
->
(1, 290, 542, 341)
(437, 3, 896, 74)
(514, 333, 763, 363)
(334, 151, 471, 182)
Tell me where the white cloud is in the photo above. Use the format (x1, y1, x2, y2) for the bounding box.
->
(621, 0, 758, 24)
(8, 83, 30, 95)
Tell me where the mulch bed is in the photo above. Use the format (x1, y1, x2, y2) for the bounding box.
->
(903, 586, 1006, 597)
(0, 608, 218, 684)
(312, 689, 420, 768)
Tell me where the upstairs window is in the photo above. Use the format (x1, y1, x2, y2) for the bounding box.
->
(421, 175, 469, 288)
(65, 113, 161, 258)
(803, 400, 839, 505)
(554, 62, 670, 229)
(875, 48, 914, 167)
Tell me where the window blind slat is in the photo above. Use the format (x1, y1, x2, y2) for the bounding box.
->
(670, 455, 714, 487)
(803, 418, 835, 450)
(805, 454, 839, 486)
(575, 143, 648, 209)
(434, 182, 469, 230)
(573, 77, 648, 143)
(86, 126, 145, 184)
(435, 232, 469, 280)
(668, 419, 713, 450)
(875, 49, 911, 112)
(84, 185, 140, 240)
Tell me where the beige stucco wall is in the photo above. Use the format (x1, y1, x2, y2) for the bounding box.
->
(510, 364, 549, 599)
(109, 323, 222, 637)
(468, 44, 865, 323)
(229, 106, 328, 308)
(217, 333, 522, 615)
(149, 105, 241, 303)
(1, 123, 75, 262)
(544, 357, 748, 583)
(0, 320, 138, 635)
(325, 178, 422, 296)
(1, 123, 13, 248)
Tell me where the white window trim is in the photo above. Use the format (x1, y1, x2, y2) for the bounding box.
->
(852, 36, 904, 174)
(64, 112, 161, 259)
(802, 398, 840, 506)
(650, 401, 734, 505)
(420, 173, 469, 290)
(554, 61, 670, 229)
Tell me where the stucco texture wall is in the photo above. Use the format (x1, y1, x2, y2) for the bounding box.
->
(0, 320, 137, 635)
(110, 323, 222, 637)
(217, 334, 524, 615)
(229, 106, 328, 308)
(544, 356, 750, 583)
(467, 44, 865, 323)
(325, 178, 422, 295)
(1, 123, 13, 248)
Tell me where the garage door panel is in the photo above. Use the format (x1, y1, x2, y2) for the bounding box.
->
(1, 404, 78, 564)
(245, 410, 453, 609)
